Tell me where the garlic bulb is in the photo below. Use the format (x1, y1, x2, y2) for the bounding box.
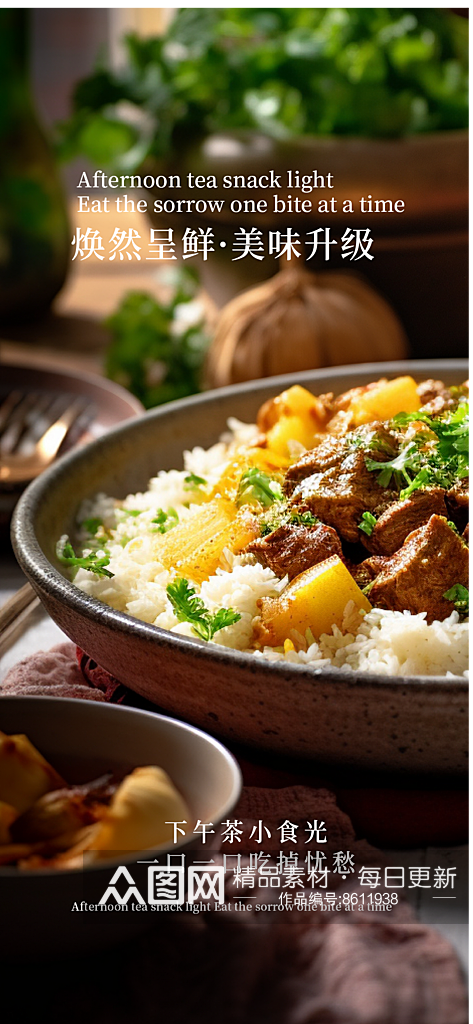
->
(206, 266, 407, 388)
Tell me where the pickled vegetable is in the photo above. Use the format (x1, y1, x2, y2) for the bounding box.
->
(151, 497, 259, 583)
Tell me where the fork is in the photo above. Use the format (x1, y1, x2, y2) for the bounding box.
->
(0, 392, 92, 484)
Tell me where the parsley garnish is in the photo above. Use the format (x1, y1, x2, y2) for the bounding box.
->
(166, 578, 240, 641)
(365, 401, 469, 498)
(359, 511, 377, 536)
(290, 511, 318, 527)
(80, 517, 103, 536)
(57, 540, 114, 578)
(151, 508, 179, 533)
(443, 584, 469, 616)
(236, 467, 283, 508)
(447, 520, 460, 536)
(119, 508, 142, 518)
(259, 507, 318, 537)
(184, 473, 206, 491)
(365, 441, 420, 490)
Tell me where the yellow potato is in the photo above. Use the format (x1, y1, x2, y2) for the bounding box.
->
(350, 375, 420, 425)
(0, 733, 65, 814)
(258, 384, 331, 449)
(264, 385, 333, 456)
(266, 414, 320, 456)
(279, 385, 321, 417)
(258, 556, 371, 646)
(248, 447, 290, 473)
(260, 384, 324, 424)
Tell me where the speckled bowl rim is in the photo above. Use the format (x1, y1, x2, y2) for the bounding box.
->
(12, 359, 469, 698)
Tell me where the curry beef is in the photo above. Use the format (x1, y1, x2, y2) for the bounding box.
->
(364, 515, 468, 623)
(284, 423, 399, 543)
(248, 521, 343, 580)
(417, 378, 456, 416)
(361, 488, 447, 556)
(249, 379, 468, 623)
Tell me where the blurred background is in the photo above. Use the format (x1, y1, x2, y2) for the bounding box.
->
(0, 7, 468, 412)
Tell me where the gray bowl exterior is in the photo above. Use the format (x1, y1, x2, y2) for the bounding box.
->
(12, 361, 469, 775)
(0, 696, 241, 957)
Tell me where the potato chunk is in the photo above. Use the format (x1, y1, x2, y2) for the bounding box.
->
(266, 414, 321, 456)
(258, 556, 371, 646)
(0, 733, 65, 814)
(259, 385, 330, 456)
(349, 376, 420, 426)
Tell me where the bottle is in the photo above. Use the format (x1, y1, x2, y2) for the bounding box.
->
(0, 9, 70, 322)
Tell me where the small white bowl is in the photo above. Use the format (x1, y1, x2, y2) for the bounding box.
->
(0, 696, 242, 958)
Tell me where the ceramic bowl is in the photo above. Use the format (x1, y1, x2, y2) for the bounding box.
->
(0, 360, 143, 535)
(0, 696, 241, 957)
(12, 360, 468, 775)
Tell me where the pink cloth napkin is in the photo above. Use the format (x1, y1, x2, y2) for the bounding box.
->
(1, 643, 467, 1024)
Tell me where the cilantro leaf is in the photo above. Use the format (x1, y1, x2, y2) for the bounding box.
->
(366, 400, 469, 498)
(447, 520, 460, 536)
(236, 467, 283, 508)
(102, 269, 209, 410)
(208, 607, 242, 636)
(290, 510, 318, 527)
(166, 578, 240, 641)
(365, 441, 420, 489)
(184, 473, 207, 491)
(57, 539, 114, 578)
(258, 506, 318, 537)
(151, 508, 179, 533)
(80, 517, 103, 536)
(359, 512, 377, 537)
(443, 584, 469, 616)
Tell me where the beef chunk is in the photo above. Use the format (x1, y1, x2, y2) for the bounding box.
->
(417, 379, 455, 416)
(362, 488, 447, 555)
(284, 434, 351, 489)
(446, 478, 469, 533)
(284, 423, 398, 543)
(247, 521, 343, 580)
(417, 379, 447, 403)
(347, 559, 382, 590)
(365, 515, 468, 623)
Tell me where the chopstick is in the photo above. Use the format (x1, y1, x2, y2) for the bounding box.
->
(0, 583, 41, 656)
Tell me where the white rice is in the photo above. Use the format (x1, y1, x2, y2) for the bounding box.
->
(72, 428, 469, 678)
